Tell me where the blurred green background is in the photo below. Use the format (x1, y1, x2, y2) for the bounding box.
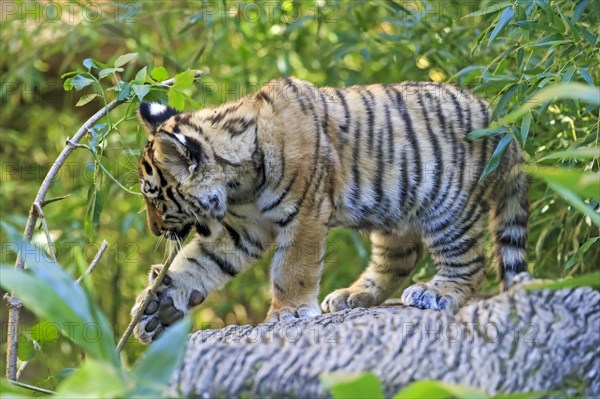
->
(1, 0, 598, 389)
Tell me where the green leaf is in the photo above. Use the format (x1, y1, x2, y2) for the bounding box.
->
(173, 70, 197, 89)
(544, 181, 600, 227)
(393, 380, 487, 399)
(535, 167, 599, 200)
(467, 127, 508, 140)
(30, 321, 60, 343)
(515, 111, 532, 147)
(0, 243, 119, 366)
(536, 148, 599, 162)
(480, 134, 513, 180)
(131, 317, 192, 390)
(98, 67, 124, 79)
(462, 1, 512, 19)
(168, 88, 185, 110)
(114, 81, 132, 101)
(83, 58, 98, 71)
(57, 359, 127, 398)
(564, 237, 599, 271)
(76, 93, 98, 107)
(151, 66, 169, 82)
(113, 52, 138, 68)
(17, 333, 35, 361)
(488, 7, 515, 45)
(134, 66, 148, 84)
(70, 75, 95, 91)
(321, 372, 385, 399)
(132, 84, 151, 102)
(55, 368, 77, 385)
(497, 83, 600, 126)
(491, 84, 518, 120)
(524, 271, 600, 291)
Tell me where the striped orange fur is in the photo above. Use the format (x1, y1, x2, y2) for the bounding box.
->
(131, 78, 528, 343)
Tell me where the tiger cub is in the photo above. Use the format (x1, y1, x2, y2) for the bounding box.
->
(131, 77, 528, 343)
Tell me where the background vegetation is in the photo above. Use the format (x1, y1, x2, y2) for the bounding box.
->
(1, 0, 598, 394)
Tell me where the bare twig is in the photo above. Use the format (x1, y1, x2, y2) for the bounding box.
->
(40, 194, 70, 207)
(76, 240, 108, 284)
(116, 248, 180, 352)
(32, 203, 57, 262)
(8, 379, 55, 395)
(5, 70, 203, 380)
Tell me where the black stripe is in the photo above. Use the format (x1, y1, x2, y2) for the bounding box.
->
(221, 116, 254, 136)
(284, 77, 306, 112)
(256, 90, 273, 104)
(223, 222, 263, 259)
(202, 249, 238, 277)
(385, 85, 421, 213)
(142, 159, 153, 175)
(260, 172, 298, 213)
(350, 116, 362, 206)
(154, 164, 168, 186)
(165, 186, 183, 213)
(360, 89, 376, 155)
(319, 90, 329, 134)
(384, 104, 394, 166)
(416, 91, 442, 214)
(333, 88, 350, 133)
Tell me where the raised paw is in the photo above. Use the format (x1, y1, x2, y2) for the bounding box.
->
(401, 282, 465, 312)
(321, 288, 378, 313)
(132, 265, 205, 344)
(265, 303, 321, 323)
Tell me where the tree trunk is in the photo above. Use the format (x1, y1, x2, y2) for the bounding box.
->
(174, 278, 599, 398)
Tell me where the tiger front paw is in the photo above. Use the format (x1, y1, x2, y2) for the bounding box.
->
(401, 282, 467, 312)
(265, 303, 321, 322)
(132, 265, 205, 344)
(321, 288, 378, 313)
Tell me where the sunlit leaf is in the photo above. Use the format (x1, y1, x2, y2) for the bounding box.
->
(173, 70, 197, 89)
(168, 88, 185, 110)
(462, 1, 512, 19)
(524, 271, 600, 291)
(98, 67, 124, 79)
(497, 83, 600, 125)
(57, 360, 127, 398)
(151, 66, 169, 82)
(321, 372, 384, 399)
(76, 93, 98, 107)
(113, 52, 139, 68)
(393, 380, 486, 399)
(535, 167, 599, 200)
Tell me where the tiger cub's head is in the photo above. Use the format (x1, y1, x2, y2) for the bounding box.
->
(137, 102, 228, 242)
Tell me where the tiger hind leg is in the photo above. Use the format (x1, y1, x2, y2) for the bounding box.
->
(321, 229, 422, 313)
(402, 207, 486, 312)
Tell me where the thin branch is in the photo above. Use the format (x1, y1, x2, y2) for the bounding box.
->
(32, 203, 57, 262)
(76, 240, 108, 284)
(116, 248, 180, 352)
(5, 69, 203, 380)
(40, 194, 70, 207)
(8, 380, 55, 395)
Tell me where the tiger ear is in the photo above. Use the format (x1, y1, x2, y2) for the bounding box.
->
(138, 102, 180, 134)
(154, 132, 199, 179)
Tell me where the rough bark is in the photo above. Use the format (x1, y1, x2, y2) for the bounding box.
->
(174, 279, 600, 398)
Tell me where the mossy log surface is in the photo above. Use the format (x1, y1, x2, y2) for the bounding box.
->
(174, 277, 599, 398)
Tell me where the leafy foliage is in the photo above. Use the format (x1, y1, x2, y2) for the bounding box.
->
(0, 243, 191, 397)
(0, 0, 598, 392)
